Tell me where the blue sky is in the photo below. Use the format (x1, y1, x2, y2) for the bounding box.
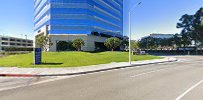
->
(0, 0, 33, 39)
(124, 0, 203, 40)
(0, 0, 202, 40)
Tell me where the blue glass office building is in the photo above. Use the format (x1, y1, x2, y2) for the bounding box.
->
(34, 0, 123, 51)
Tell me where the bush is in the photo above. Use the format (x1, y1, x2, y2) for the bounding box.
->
(4, 47, 33, 52)
(0, 51, 30, 56)
(57, 41, 75, 51)
(72, 38, 85, 51)
(104, 37, 121, 51)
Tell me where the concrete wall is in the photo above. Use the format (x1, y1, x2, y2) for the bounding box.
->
(49, 34, 108, 51)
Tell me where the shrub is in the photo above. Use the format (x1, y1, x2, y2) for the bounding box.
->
(104, 37, 121, 51)
(72, 38, 85, 51)
(4, 47, 33, 51)
(57, 41, 75, 51)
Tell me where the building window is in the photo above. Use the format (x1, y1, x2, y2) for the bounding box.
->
(2, 38, 8, 41)
(10, 39, 16, 42)
(17, 40, 21, 42)
(17, 43, 21, 46)
(28, 41, 33, 43)
(2, 42, 8, 45)
(28, 44, 33, 46)
(10, 43, 15, 45)
(38, 30, 41, 33)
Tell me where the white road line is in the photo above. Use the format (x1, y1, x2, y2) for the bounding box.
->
(130, 68, 168, 78)
(175, 80, 203, 100)
(0, 76, 78, 92)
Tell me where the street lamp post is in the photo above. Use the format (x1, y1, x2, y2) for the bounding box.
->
(25, 35, 27, 48)
(128, 2, 141, 65)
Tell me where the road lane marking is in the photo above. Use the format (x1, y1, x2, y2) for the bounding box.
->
(0, 76, 77, 92)
(175, 80, 203, 100)
(130, 68, 169, 78)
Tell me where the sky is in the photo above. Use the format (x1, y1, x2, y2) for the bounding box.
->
(0, 0, 202, 40)
(124, 0, 203, 40)
(0, 0, 34, 39)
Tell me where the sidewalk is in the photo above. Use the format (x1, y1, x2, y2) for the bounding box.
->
(0, 57, 177, 77)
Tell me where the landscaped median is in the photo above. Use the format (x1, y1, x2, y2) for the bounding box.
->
(0, 52, 161, 68)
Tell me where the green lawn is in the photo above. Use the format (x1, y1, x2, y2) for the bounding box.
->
(0, 52, 161, 68)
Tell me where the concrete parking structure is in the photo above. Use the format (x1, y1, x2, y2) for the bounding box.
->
(0, 35, 33, 51)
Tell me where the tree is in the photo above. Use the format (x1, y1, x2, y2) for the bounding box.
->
(121, 36, 129, 46)
(177, 14, 194, 47)
(173, 33, 182, 47)
(143, 37, 157, 49)
(138, 36, 177, 50)
(72, 38, 85, 51)
(138, 37, 151, 49)
(177, 14, 194, 31)
(176, 8, 203, 55)
(192, 8, 203, 45)
(121, 36, 129, 51)
(181, 31, 191, 47)
(36, 34, 52, 52)
(131, 40, 139, 51)
(104, 37, 121, 51)
(194, 25, 203, 44)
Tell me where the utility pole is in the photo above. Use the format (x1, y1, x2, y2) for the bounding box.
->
(25, 35, 27, 48)
(147, 38, 149, 53)
(128, 2, 142, 65)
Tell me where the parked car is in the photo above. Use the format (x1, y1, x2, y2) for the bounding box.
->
(133, 50, 147, 55)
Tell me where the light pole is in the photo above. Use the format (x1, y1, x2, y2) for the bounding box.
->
(25, 35, 27, 48)
(129, 2, 141, 65)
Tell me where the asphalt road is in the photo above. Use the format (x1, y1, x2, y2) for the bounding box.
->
(0, 56, 203, 100)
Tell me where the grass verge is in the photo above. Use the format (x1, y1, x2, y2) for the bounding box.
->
(0, 52, 162, 68)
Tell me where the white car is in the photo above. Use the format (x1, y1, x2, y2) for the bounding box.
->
(140, 51, 146, 55)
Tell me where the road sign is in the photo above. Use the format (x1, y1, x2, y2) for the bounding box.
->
(34, 48, 42, 65)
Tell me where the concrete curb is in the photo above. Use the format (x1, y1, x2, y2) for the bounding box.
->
(0, 58, 178, 77)
(0, 74, 38, 77)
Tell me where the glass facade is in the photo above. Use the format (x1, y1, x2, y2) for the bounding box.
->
(34, 0, 123, 38)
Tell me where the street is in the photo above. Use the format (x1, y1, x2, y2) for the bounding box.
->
(0, 56, 203, 100)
